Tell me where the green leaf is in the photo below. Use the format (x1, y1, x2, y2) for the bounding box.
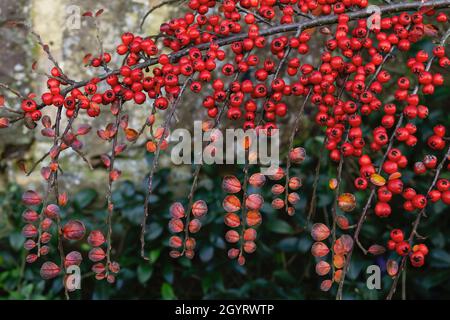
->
(161, 282, 176, 300)
(277, 237, 299, 252)
(146, 222, 163, 240)
(9, 232, 24, 251)
(266, 219, 294, 234)
(137, 264, 153, 284)
(200, 246, 214, 262)
(297, 237, 312, 253)
(73, 189, 97, 210)
(149, 249, 161, 263)
(163, 264, 174, 284)
(430, 249, 450, 268)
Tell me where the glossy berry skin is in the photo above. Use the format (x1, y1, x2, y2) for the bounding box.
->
(390, 229, 404, 243)
(410, 251, 425, 267)
(396, 241, 411, 256)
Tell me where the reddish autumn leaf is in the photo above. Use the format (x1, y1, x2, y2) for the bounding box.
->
(40, 115, 51, 128)
(95, 9, 104, 17)
(83, 54, 93, 65)
(423, 24, 439, 37)
(120, 115, 129, 129)
(320, 279, 332, 292)
(105, 123, 118, 139)
(109, 169, 121, 181)
(49, 145, 60, 159)
(17, 160, 27, 173)
(41, 128, 55, 138)
(97, 129, 108, 141)
(58, 192, 68, 206)
(101, 154, 111, 168)
(111, 100, 120, 115)
(77, 124, 92, 135)
(22, 190, 42, 206)
(311, 223, 330, 241)
(0, 95, 5, 107)
(41, 166, 51, 180)
(71, 139, 83, 151)
(368, 244, 386, 255)
(336, 215, 350, 230)
(82, 11, 93, 17)
(0, 117, 10, 128)
(114, 143, 127, 155)
(419, 4, 435, 15)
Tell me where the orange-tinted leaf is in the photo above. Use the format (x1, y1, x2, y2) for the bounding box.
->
(389, 172, 402, 180)
(329, 178, 338, 190)
(387, 259, 399, 277)
(0, 95, 5, 107)
(370, 173, 386, 186)
(303, 27, 316, 35)
(333, 254, 345, 269)
(424, 24, 439, 37)
(338, 193, 356, 212)
(124, 128, 138, 142)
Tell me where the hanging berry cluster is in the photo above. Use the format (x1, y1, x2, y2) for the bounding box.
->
(0, 0, 450, 300)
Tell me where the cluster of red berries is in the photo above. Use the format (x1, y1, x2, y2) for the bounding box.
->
(387, 229, 429, 267)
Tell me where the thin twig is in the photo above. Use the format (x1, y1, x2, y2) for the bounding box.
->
(139, 0, 184, 31)
(140, 77, 192, 260)
(105, 101, 123, 274)
(284, 90, 312, 212)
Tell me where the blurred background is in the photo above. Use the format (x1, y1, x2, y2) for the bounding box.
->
(0, 0, 450, 300)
